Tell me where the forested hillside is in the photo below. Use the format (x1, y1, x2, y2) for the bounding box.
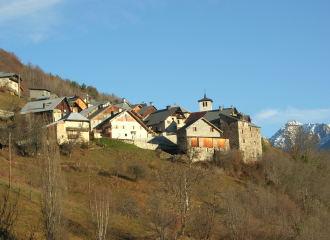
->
(0, 48, 120, 102)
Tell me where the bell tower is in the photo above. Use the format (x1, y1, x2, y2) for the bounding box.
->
(198, 93, 213, 112)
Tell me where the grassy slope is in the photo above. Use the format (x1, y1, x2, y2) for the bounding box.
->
(2, 139, 239, 239)
(0, 92, 28, 112)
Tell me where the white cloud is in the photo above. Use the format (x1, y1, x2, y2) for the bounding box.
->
(0, 0, 64, 43)
(253, 106, 330, 126)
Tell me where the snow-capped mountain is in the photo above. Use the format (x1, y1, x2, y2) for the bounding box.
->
(270, 121, 330, 149)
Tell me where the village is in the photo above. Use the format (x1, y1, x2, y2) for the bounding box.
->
(1, 71, 262, 162)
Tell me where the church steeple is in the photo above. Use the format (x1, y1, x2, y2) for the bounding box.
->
(198, 94, 213, 112)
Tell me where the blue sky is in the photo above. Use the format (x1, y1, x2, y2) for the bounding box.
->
(0, 0, 329, 137)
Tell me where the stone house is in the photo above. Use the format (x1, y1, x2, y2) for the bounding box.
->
(20, 97, 71, 123)
(101, 110, 151, 139)
(185, 94, 262, 162)
(219, 112, 262, 161)
(0, 72, 24, 96)
(177, 117, 229, 161)
(47, 111, 90, 144)
(143, 106, 187, 133)
(29, 88, 51, 99)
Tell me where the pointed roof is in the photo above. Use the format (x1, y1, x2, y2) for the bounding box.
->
(198, 93, 213, 103)
(20, 97, 68, 114)
(143, 106, 184, 126)
(60, 111, 90, 122)
(177, 117, 223, 133)
(101, 110, 151, 132)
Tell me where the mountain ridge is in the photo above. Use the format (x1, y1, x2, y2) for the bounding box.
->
(270, 120, 330, 150)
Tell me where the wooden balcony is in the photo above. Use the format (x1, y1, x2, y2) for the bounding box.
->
(67, 134, 80, 139)
(66, 127, 89, 132)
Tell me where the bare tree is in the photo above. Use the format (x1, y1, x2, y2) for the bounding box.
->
(90, 189, 111, 240)
(142, 191, 177, 240)
(154, 163, 206, 237)
(41, 128, 66, 240)
(0, 188, 20, 239)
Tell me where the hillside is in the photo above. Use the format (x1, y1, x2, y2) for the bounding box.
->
(0, 48, 121, 102)
(0, 135, 330, 239)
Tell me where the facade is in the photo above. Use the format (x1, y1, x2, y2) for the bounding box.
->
(101, 110, 151, 139)
(220, 113, 262, 161)
(29, 88, 51, 99)
(177, 117, 229, 162)
(85, 105, 120, 138)
(0, 72, 24, 96)
(20, 97, 71, 123)
(47, 111, 90, 144)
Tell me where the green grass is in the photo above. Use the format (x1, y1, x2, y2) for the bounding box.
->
(99, 138, 139, 149)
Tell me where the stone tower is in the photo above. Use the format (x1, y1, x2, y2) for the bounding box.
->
(198, 93, 213, 112)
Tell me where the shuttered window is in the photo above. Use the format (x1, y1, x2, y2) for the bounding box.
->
(217, 139, 226, 148)
(203, 138, 213, 148)
(191, 138, 199, 147)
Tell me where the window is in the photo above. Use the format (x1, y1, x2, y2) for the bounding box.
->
(139, 126, 142, 130)
(132, 126, 135, 130)
(205, 102, 207, 107)
(193, 127, 197, 132)
(172, 118, 174, 122)
(250, 127, 252, 131)
(122, 125, 125, 129)
(123, 115, 126, 121)
(242, 130, 243, 134)
(78, 123, 82, 127)
(178, 120, 180, 124)
(125, 133, 127, 137)
(210, 127, 214, 132)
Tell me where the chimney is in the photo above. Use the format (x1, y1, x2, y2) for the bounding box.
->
(150, 102, 153, 106)
(123, 98, 126, 103)
(231, 105, 234, 109)
(142, 101, 145, 104)
(166, 105, 171, 110)
(43, 103, 46, 109)
(219, 106, 223, 111)
(132, 102, 135, 105)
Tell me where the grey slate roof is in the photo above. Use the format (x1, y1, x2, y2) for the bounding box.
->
(90, 100, 111, 106)
(0, 73, 21, 81)
(29, 88, 50, 91)
(60, 111, 90, 122)
(33, 94, 58, 101)
(137, 106, 153, 115)
(79, 105, 98, 117)
(143, 106, 180, 126)
(20, 97, 67, 114)
(177, 117, 222, 133)
(114, 102, 132, 110)
(86, 106, 111, 120)
(173, 104, 190, 113)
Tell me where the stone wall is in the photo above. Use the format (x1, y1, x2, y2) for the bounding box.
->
(220, 119, 262, 162)
(0, 110, 14, 120)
